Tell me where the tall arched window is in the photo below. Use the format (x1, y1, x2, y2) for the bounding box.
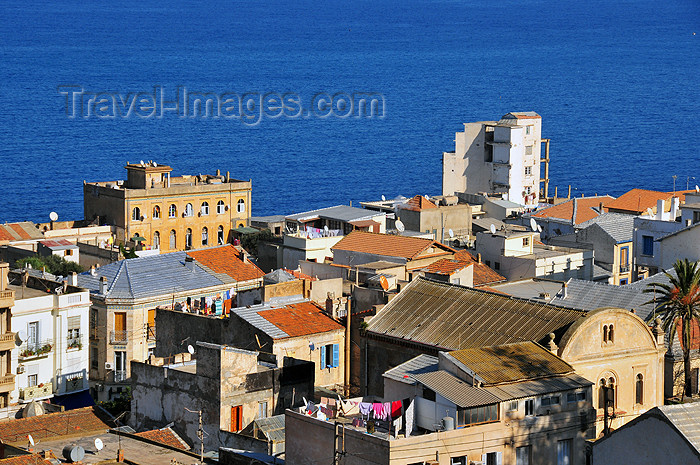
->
(608, 324, 615, 343)
(598, 379, 606, 409)
(169, 204, 177, 218)
(636, 374, 644, 405)
(132, 207, 141, 221)
(217, 200, 225, 214)
(153, 231, 160, 249)
(608, 377, 616, 408)
(237, 199, 246, 214)
(218, 225, 224, 245)
(184, 203, 194, 217)
(153, 205, 161, 219)
(603, 325, 608, 343)
(169, 230, 176, 249)
(201, 202, 209, 216)
(185, 228, 192, 249)
(202, 227, 208, 246)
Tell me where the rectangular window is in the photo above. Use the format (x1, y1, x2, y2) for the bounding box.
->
(516, 446, 531, 465)
(320, 343, 340, 369)
(423, 387, 436, 402)
(557, 439, 572, 465)
(526, 126, 531, 135)
(231, 405, 243, 432)
(541, 395, 560, 407)
(507, 400, 518, 411)
(525, 399, 535, 416)
(457, 404, 499, 426)
(642, 235, 654, 256)
(91, 346, 99, 370)
(620, 246, 629, 266)
(567, 391, 586, 403)
(494, 262, 500, 270)
(67, 316, 80, 348)
(525, 166, 532, 176)
(483, 452, 501, 465)
(28, 322, 39, 351)
(485, 260, 491, 267)
(523, 237, 530, 247)
(28, 374, 38, 387)
(450, 457, 467, 465)
(694, 211, 700, 224)
(258, 401, 268, 419)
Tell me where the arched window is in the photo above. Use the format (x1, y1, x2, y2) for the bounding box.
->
(184, 203, 194, 217)
(237, 199, 246, 214)
(132, 207, 141, 221)
(202, 227, 208, 246)
(608, 377, 616, 408)
(185, 228, 192, 248)
(153, 205, 161, 219)
(153, 231, 160, 249)
(217, 200, 225, 214)
(201, 202, 209, 216)
(169, 230, 176, 249)
(603, 325, 608, 343)
(169, 204, 177, 218)
(636, 374, 644, 405)
(598, 379, 606, 409)
(218, 225, 225, 245)
(609, 324, 615, 343)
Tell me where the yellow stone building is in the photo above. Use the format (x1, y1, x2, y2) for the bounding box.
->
(83, 161, 251, 251)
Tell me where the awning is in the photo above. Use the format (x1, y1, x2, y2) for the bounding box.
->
(232, 226, 260, 235)
(51, 390, 95, 410)
(349, 219, 379, 228)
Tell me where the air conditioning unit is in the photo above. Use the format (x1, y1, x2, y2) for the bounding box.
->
(16, 365, 25, 374)
(105, 362, 114, 370)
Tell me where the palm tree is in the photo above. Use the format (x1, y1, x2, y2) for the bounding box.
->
(645, 259, 700, 399)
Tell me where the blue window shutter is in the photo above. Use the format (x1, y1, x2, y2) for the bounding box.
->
(320, 345, 326, 368)
(332, 344, 339, 368)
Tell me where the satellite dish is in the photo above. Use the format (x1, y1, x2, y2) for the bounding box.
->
(16, 330, 27, 343)
(646, 207, 654, 217)
(187, 344, 195, 355)
(140, 160, 145, 166)
(448, 229, 454, 238)
(537, 224, 543, 233)
(529, 218, 537, 232)
(27, 434, 34, 446)
(395, 220, 405, 233)
(696, 185, 699, 193)
(379, 275, 389, 291)
(49, 212, 58, 222)
(381, 195, 386, 201)
(323, 225, 329, 233)
(490, 224, 497, 235)
(153, 161, 158, 167)
(94, 438, 104, 451)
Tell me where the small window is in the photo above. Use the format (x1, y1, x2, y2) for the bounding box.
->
(694, 211, 700, 224)
(485, 260, 491, 267)
(525, 145, 533, 155)
(201, 227, 208, 246)
(152, 205, 161, 219)
(525, 126, 531, 135)
(423, 387, 436, 402)
(169, 204, 177, 218)
(494, 262, 500, 271)
(185, 229, 192, 249)
(218, 225, 225, 245)
(184, 203, 194, 217)
(131, 207, 141, 221)
(541, 395, 560, 407)
(91, 346, 99, 370)
(525, 166, 532, 176)
(201, 202, 210, 216)
(609, 324, 614, 343)
(507, 400, 518, 411)
(258, 401, 268, 419)
(567, 391, 586, 403)
(153, 231, 160, 249)
(523, 237, 530, 247)
(525, 186, 532, 194)
(603, 325, 608, 343)
(217, 200, 226, 214)
(237, 199, 246, 214)
(636, 374, 644, 405)
(524, 399, 535, 416)
(169, 230, 176, 249)
(28, 374, 38, 387)
(516, 445, 531, 465)
(642, 235, 654, 256)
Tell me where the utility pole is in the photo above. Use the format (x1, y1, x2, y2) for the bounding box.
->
(673, 175, 678, 195)
(185, 407, 204, 463)
(333, 422, 345, 465)
(345, 292, 352, 397)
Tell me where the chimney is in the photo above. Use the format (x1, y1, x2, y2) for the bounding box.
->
(226, 171, 230, 182)
(476, 253, 482, 264)
(656, 199, 665, 220)
(216, 169, 221, 176)
(62, 280, 68, 293)
(90, 265, 96, 276)
(599, 202, 604, 214)
(99, 276, 108, 295)
(562, 282, 568, 299)
(185, 255, 196, 271)
(671, 196, 680, 219)
(70, 272, 78, 286)
(652, 317, 665, 346)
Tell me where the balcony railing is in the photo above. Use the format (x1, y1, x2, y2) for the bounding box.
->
(146, 324, 155, 341)
(20, 381, 53, 401)
(0, 374, 15, 393)
(18, 340, 53, 360)
(67, 336, 83, 351)
(110, 330, 128, 344)
(0, 290, 14, 308)
(114, 370, 127, 383)
(0, 333, 15, 352)
(59, 372, 86, 394)
(90, 327, 99, 340)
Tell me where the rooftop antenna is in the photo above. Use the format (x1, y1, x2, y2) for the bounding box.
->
(672, 175, 678, 195)
(529, 218, 537, 232)
(490, 224, 497, 235)
(395, 220, 405, 234)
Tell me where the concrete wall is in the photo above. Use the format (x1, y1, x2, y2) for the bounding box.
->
(591, 415, 699, 465)
(263, 280, 304, 302)
(363, 335, 435, 396)
(659, 225, 700, 270)
(633, 217, 683, 276)
(299, 261, 348, 280)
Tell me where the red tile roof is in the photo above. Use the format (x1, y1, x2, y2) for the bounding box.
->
(187, 245, 265, 282)
(136, 427, 189, 450)
(257, 301, 343, 338)
(0, 407, 110, 445)
(283, 268, 317, 281)
(453, 250, 507, 286)
(532, 196, 614, 225)
(0, 454, 53, 465)
(331, 231, 454, 260)
(424, 259, 471, 275)
(401, 195, 437, 212)
(605, 189, 673, 214)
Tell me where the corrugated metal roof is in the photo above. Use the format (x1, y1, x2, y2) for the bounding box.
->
(550, 278, 656, 320)
(253, 415, 285, 443)
(411, 371, 501, 408)
(383, 354, 438, 385)
(365, 277, 584, 350)
(448, 342, 574, 385)
(286, 205, 381, 223)
(483, 373, 592, 401)
(233, 305, 290, 339)
(657, 403, 700, 452)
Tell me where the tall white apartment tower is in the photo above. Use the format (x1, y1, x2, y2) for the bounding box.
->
(442, 112, 542, 206)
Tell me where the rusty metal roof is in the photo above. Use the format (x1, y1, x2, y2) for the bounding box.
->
(448, 342, 574, 385)
(365, 277, 585, 350)
(483, 373, 592, 401)
(411, 371, 501, 408)
(383, 354, 438, 385)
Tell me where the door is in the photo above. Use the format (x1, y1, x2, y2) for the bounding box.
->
(114, 351, 127, 382)
(147, 309, 156, 340)
(28, 322, 39, 351)
(231, 405, 242, 432)
(114, 312, 126, 342)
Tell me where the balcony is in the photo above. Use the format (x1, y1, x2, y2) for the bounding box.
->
(20, 381, 53, 402)
(0, 332, 15, 352)
(0, 374, 15, 393)
(146, 325, 156, 341)
(18, 340, 53, 361)
(114, 370, 127, 383)
(110, 330, 128, 344)
(59, 372, 86, 394)
(67, 336, 83, 352)
(620, 265, 630, 273)
(0, 290, 14, 309)
(90, 327, 99, 340)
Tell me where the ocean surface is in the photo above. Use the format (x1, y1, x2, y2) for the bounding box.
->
(1, 0, 699, 223)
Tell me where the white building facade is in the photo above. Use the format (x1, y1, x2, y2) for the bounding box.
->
(443, 112, 542, 206)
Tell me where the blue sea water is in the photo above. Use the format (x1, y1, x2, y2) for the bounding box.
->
(0, 0, 699, 223)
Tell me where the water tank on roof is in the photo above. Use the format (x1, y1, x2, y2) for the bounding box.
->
(442, 416, 455, 431)
(62, 444, 85, 463)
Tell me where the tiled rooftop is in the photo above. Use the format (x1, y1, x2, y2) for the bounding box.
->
(135, 427, 190, 450)
(423, 259, 471, 275)
(0, 454, 53, 465)
(0, 407, 110, 445)
(605, 189, 673, 214)
(400, 195, 437, 211)
(332, 231, 453, 260)
(234, 299, 343, 339)
(0, 222, 43, 242)
(531, 196, 614, 225)
(453, 250, 506, 286)
(187, 245, 265, 282)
